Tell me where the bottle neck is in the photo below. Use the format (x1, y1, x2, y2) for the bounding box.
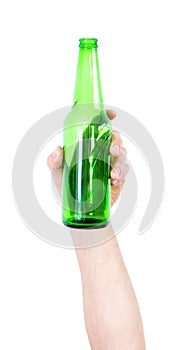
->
(73, 44, 103, 106)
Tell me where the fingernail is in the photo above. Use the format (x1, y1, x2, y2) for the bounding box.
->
(112, 168, 121, 179)
(112, 179, 120, 186)
(52, 150, 57, 159)
(111, 144, 120, 155)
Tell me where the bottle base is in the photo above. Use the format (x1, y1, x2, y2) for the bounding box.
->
(63, 218, 109, 229)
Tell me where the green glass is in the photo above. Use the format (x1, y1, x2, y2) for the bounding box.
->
(62, 38, 112, 228)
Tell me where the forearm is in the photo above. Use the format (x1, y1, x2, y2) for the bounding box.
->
(71, 224, 145, 350)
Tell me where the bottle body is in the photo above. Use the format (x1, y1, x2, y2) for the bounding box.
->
(62, 39, 112, 229)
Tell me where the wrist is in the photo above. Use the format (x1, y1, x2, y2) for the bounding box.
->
(70, 222, 115, 250)
(70, 223, 119, 273)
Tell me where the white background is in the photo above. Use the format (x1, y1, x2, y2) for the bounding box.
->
(1, 0, 177, 349)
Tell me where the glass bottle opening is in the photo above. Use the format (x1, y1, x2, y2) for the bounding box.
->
(79, 38, 98, 49)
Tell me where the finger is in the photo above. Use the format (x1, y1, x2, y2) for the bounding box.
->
(120, 163, 129, 179)
(116, 147, 127, 165)
(111, 163, 129, 184)
(106, 109, 117, 120)
(47, 146, 63, 172)
(112, 178, 125, 187)
(111, 167, 121, 182)
(120, 146, 127, 158)
(110, 130, 123, 157)
(111, 146, 127, 168)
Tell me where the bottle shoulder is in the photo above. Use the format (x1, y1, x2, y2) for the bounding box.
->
(64, 104, 112, 128)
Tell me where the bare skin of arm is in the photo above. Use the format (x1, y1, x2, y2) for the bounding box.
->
(47, 110, 146, 350)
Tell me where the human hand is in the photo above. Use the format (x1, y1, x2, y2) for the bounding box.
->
(47, 110, 129, 207)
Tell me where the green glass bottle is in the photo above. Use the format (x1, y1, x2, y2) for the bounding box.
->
(62, 38, 112, 228)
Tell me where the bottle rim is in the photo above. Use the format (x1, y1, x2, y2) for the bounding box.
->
(79, 38, 98, 48)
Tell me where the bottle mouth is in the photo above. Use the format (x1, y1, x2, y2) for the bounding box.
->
(79, 38, 98, 48)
